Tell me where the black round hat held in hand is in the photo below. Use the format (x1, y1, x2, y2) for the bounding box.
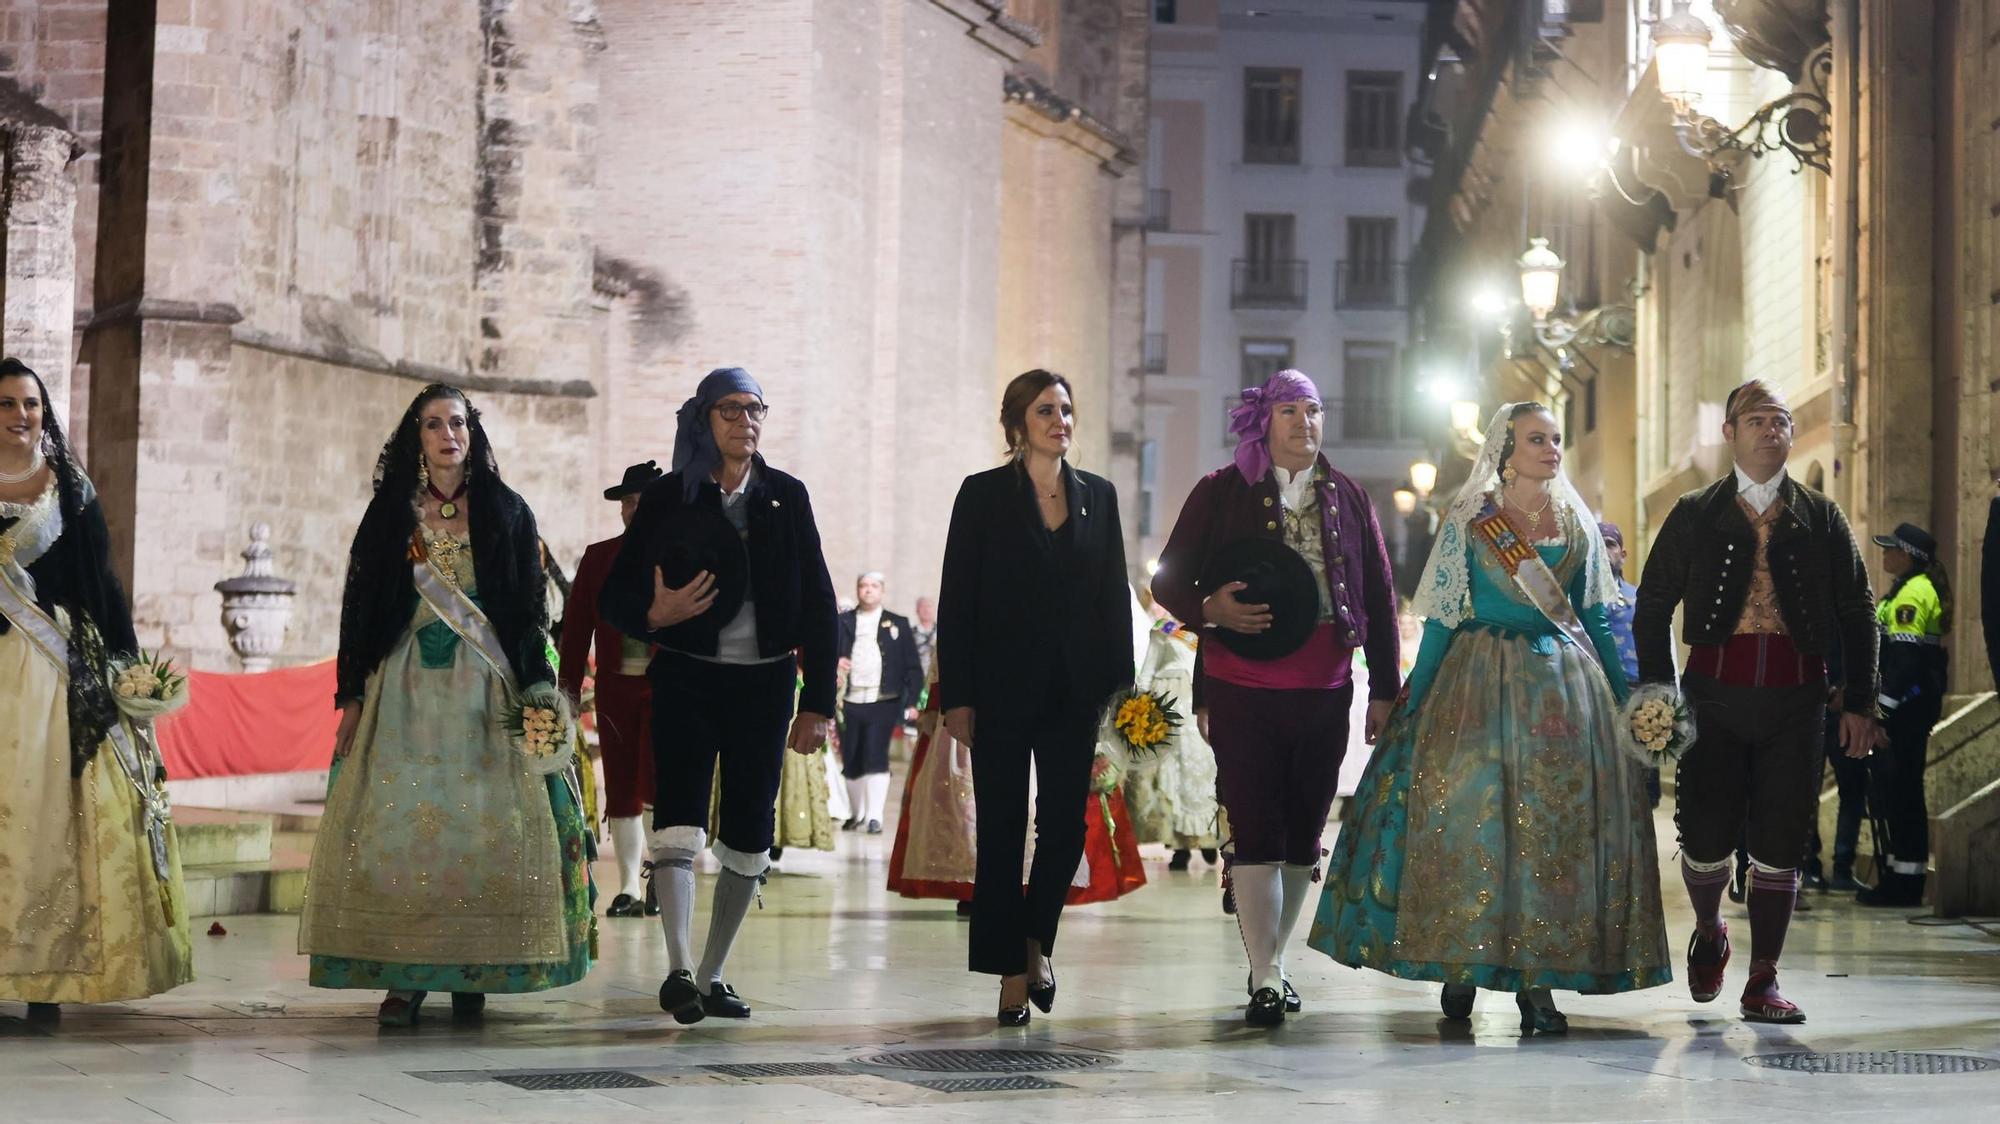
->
(1199, 537, 1320, 660)
(635, 503, 750, 628)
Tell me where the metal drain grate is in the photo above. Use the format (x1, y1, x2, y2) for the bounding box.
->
(858, 1048, 1110, 1073)
(494, 1070, 659, 1091)
(1745, 1052, 1998, 1076)
(907, 1075, 1072, 1093)
(702, 1062, 859, 1079)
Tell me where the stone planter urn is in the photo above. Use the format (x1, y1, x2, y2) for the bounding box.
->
(214, 523, 297, 673)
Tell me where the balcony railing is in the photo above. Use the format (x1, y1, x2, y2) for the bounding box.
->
(1335, 397, 1412, 443)
(1145, 188, 1171, 232)
(1335, 260, 1407, 310)
(1142, 332, 1167, 372)
(1231, 259, 1308, 310)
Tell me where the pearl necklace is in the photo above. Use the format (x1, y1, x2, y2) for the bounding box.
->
(0, 449, 44, 485)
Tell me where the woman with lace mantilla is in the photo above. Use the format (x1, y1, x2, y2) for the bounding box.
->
(298, 384, 593, 1026)
(1308, 402, 1671, 1033)
(0, 358, 192, 1022)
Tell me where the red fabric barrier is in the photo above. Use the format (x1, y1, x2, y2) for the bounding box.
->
(154, 660, 339, 779)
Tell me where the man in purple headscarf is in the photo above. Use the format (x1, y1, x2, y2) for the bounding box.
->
(1152, 369, 1401, 1027)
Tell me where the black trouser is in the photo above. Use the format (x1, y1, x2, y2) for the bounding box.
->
(1803, 705, 1870, 877)
(967, 703, 1097, 976)
(1676, 674, 1826, 867)
(649, 651, 798, 856)
(840, 697, 902, 778)
(1871, 694, 1942, 871)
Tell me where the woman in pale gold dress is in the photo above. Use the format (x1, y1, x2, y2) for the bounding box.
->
(298, 384, 592, 1026)
(0, 358, 191, 1022)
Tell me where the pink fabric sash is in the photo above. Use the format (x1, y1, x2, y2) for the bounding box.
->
(1204, 622, 1352, 691)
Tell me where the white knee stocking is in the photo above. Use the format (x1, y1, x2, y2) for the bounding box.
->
(1234, 863, 1284, 993)
(864, 773, 891, 823)
(609, 815, 646, 899)
(1274, 863, 1314, 982)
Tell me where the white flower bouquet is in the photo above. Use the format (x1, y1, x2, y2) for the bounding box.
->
(501, 682, 575, 775)
(1617, 682, 1695, 768)
(111, 651, 190, 723)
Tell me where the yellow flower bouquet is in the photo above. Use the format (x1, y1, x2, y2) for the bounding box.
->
(1616, 683, 1695, 767)
(110, 650, 191, 723)
(1109, 687, 1182, 759)
(501, 682, 575, 775)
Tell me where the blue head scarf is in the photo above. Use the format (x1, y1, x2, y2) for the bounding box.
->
(671, 366, 765, 501)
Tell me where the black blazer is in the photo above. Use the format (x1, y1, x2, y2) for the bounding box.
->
(599, 455, 840, 717)
(837, 607, 925, 703)
(937, 461, 1133, 718)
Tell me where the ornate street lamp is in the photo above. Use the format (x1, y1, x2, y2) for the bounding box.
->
(1518, 238, 1565, 323)
(1652, 1, 1713, 114)
(1650, 0, 1831, 176)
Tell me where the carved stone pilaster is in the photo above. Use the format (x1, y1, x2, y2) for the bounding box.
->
(1, 123, 82, 401)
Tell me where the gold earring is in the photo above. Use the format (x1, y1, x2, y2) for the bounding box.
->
(1501, 464, 1517, 484)
(418, 457, 431, 487)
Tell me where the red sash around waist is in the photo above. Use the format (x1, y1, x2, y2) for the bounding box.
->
(1685, 633, 1825, 688)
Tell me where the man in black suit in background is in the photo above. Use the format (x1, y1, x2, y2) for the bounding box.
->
(837, 571, 924, 833)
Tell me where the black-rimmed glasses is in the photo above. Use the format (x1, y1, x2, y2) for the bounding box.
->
(713, 402, 770, 422)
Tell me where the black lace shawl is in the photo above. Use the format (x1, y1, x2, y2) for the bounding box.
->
(0, 359, 134, 774)
(334, 385, 554, 706)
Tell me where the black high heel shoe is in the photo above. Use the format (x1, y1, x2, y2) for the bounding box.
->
(1515, 989, 1568, 1035)
(1028, 966, 1056, 1014)
(998, 1004, 1031, 1027)
(1440, 983, 1475, 1020)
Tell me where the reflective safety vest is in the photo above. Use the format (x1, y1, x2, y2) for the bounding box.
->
(1876, 571, 1946, 713)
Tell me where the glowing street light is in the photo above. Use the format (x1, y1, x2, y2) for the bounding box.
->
(1518, 237, 1565, 322)
(1652, 1, 1714, 115)
(1409, 460, 1438, 497)
(1470, 287, 1509, 321)
(1392, 487, 1418, 516)
(1547, 116, 1614, 175)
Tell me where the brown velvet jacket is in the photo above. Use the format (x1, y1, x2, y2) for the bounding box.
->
(1632, 472, 1878, 714)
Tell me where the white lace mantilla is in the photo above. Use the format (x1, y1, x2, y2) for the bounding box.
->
(1409, 404, 1618, 628)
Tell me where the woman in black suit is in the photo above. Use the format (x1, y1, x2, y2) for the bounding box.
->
(938, 368, 1134, 1026)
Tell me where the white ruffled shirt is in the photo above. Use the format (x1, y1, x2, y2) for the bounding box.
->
(1734, 464, 1787, 517)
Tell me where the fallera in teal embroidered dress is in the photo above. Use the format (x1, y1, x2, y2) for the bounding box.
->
(1308, 514, 1672, 994)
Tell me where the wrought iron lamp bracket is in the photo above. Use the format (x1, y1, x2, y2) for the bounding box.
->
(1673, 43, 1832, 177)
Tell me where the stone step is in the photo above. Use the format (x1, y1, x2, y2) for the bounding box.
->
(182, 855, 310, 918)
(172, 807, 275, 868)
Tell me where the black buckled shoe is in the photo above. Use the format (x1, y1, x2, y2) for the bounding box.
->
(1246, 973, 1303, 1014)
(1440, 984, 1475, 1020)
(605, 893, 645, 918)
(1246, 987, 1286, 1027)
(1168, 849, 1192, 871)
(701, 981, 752, 1019)
(658, 970, 705, 1024)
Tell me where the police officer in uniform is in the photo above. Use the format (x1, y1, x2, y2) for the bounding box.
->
(1858, 523, 1951, 908)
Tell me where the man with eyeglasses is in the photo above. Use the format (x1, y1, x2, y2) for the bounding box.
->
(600, 366, 838, 1025)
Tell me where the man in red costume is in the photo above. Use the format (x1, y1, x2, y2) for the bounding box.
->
(561, 461, 664, 917)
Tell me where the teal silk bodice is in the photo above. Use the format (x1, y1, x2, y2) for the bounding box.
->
(1404, 542, 1628, 708)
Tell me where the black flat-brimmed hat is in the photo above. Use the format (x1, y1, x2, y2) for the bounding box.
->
(1872, 522, 1937, 562)
(605, 460, 665, 501)
(1199, 537, 1321, 660)
(630, 503, 749, 629)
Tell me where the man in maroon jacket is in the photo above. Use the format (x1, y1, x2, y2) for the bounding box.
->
(1152, 369, 1400, 1027)
(560, 460, 663, 917)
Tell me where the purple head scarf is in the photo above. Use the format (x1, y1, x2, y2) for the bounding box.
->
(1228, 369, 1321, 484)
